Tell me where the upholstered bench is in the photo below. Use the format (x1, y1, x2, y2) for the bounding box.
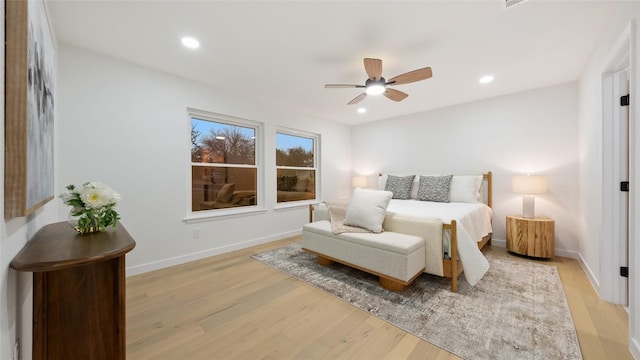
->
(302, 220, 426, 291)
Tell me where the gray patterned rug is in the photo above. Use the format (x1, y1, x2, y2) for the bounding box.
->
(251, 243, 582, 360)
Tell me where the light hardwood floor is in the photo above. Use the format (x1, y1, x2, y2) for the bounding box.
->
(126, 237, 632, 359)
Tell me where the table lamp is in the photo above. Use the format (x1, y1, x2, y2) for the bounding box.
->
(512, 174, 547, 218)
(352, 176, 368, 188)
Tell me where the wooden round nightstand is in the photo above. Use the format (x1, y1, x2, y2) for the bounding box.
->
(506, 215, 555, 258)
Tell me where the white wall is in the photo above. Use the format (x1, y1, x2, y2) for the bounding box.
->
(2, 43, 351, 359)
(56, 45, 352, 273)
(577, 10, 631, 296)
(351, 82, 580, 257)
(578, 4, 640, 357)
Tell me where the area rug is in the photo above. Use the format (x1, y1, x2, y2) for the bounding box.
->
(251, 243, 582, 360)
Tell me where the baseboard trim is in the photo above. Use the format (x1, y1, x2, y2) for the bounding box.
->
(630, 336, 640, 359)
(578, 252, 601, 297)
(491, 239, 506, 248)
(555, 248, 580, 259)
(490, 239, 579, 259)
(126, 229, 302, 276)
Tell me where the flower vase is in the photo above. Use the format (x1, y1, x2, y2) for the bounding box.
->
(68, 209, 100, 235)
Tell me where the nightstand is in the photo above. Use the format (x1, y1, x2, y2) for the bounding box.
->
(506, 215, 555, 258)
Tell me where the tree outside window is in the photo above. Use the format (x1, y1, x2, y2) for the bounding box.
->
(276, 131, 317, 203)
(191, 115, 258, 212)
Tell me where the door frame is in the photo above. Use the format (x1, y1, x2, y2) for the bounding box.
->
(601, 23, 633, 305)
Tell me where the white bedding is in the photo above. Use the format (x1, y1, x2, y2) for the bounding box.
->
(385, 199, 492, 286)
(386, 200, 492, 252)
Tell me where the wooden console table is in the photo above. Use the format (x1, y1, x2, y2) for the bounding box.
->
(10, 221, 135, 360)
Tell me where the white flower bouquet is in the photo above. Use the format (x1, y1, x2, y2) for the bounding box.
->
(59, 182, 121, 234)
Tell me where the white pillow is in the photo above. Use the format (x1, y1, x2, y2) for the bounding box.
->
(344, 188, 393, 233)
(450, 175, 483, 203)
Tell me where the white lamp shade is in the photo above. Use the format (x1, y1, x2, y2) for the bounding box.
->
(512, 175, 547, 194)
(352, 176, 368, 188)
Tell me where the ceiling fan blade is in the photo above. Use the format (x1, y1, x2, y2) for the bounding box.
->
(384, 88, 409, 102)
(387, 67, 433, 85)
(324, 84, 365, 89)
(363, 58, 383, 80)
(347, 93, 367, 105)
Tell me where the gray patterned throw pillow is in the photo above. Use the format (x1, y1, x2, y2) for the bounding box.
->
(417, 175, 453, 202)
(384, 175, 416, 200)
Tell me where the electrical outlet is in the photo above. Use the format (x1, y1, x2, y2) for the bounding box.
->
(193, 228, 200, 239)
(13, 339, 20, 360)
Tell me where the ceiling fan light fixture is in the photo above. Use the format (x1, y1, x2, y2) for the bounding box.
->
(365, 84, 386, 96)
(365, 78, 386, 96)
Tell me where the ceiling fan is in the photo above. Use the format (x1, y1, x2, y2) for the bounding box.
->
(324, 58, 433, 105)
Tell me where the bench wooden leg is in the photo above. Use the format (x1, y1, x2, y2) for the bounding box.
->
(316, 255, 334, 266)
(308, 250, 418, 292)
(379, 277, 406, 292)
(451, 273, 458, 293)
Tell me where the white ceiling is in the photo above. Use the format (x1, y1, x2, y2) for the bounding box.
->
(46, 1, 628, 126)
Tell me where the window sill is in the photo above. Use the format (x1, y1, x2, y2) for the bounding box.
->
(274, 199, 319, 211)
(183, 206, 267, 223)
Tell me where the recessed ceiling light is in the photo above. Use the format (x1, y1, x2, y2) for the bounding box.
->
(181, 37, 200, 49)
(479, 75, 494, 84)
(357, 108, 366, 114)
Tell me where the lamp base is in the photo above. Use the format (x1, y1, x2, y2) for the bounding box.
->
(522, 195, 535, 218)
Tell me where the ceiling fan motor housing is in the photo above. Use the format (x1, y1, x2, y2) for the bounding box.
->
(366, 77, 386, 86)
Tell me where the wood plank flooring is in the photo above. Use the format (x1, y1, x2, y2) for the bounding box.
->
(126, 237, 632, 359)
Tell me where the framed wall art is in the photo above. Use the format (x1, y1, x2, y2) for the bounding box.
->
(5, 0, 55, 218)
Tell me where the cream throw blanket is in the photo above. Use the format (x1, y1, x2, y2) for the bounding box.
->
(325, 201, 371, 234)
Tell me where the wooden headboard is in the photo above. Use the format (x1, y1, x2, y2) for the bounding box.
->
(483, 171, 492, 208)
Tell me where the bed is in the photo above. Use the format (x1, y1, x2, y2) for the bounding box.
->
(309, 172, 493, 291)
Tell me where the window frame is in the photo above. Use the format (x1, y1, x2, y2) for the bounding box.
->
(185, 108, 265, 221)
(275, 127, 320, 209)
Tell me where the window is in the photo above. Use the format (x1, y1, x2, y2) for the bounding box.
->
(190, 110, 261, 214)
(276, 130, 318, 203)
